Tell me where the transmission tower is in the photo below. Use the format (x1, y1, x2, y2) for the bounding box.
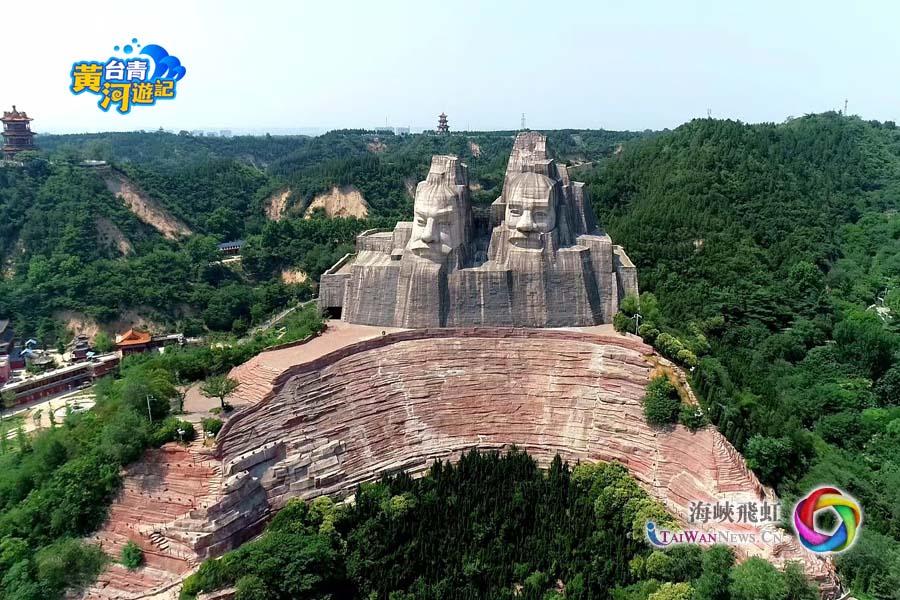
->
(521, 113, 526, 130)
(844, 99, 848, 116)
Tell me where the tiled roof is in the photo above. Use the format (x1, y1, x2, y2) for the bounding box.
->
(115, 329, 152, 347)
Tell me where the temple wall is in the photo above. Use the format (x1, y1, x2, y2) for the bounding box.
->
(571, 182, 598, 234)
(317, 253, 355, 311)
(543, 248, 603, 326)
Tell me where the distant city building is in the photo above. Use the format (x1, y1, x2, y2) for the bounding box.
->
(394, 127, 410, 135)
(190, 130, 204, 137)
(1, 106, 35, 159)
(375, 127, 394, 134)
(437, 112, 449, 135)
(219, 130, 232, 138)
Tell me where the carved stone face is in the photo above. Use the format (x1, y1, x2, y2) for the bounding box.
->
(407, 180, 462, 262)
(505, 172, 557, 249)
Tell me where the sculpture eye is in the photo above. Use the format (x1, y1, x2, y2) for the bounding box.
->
(509, 206, 521, 217)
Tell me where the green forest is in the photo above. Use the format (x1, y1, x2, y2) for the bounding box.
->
(181, 450, 817, 600)
(593, 114, 900, 598)
(0, 306, 324, 599)
(0, 128, 641, 341)
(3, 117, 900, 598)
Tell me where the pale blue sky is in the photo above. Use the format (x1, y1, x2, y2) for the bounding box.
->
(3, 0, 898, 133)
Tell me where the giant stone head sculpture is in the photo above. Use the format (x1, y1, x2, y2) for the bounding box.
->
(504, 171, 559, 250)
(406, 156, 471, 265)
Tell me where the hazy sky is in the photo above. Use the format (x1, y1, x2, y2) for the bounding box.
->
(3, 0, 898, 134)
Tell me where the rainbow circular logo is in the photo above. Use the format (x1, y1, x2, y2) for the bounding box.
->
(792, 487, 862, 553)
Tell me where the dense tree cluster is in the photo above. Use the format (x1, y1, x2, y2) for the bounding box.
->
(596, 114, 900, 597)
(182, 450, 816, 600)
(0, 306, 323, 598)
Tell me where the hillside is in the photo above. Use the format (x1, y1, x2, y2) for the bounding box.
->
(0, 128, 649, 342)
(5, 118, 900, 596)
(589, 113, 900, 597)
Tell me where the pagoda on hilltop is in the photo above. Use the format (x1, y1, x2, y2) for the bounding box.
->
(2, 106, 35, 159)
(436, 112, 449, 135)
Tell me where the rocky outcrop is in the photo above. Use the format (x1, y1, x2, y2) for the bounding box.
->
(210, 329, 834, 587)
(95, 216, 134, 255)
(80, 443, 219, 599)
(103, 170, 192, 240)
(265, 188, 291, 221)
(82, 326, 838, 598)
(280, 268, 308, 284)
(304, 186, 369, 219)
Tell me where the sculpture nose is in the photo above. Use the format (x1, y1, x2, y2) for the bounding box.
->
(516, 210, 536, 233)
(421, 217, 436, 243)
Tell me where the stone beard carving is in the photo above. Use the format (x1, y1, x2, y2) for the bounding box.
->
(318, 132, 639, 328)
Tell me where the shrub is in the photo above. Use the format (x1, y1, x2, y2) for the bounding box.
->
(639, 324, 660, 345)
(648, 582, 696, 600)
(34, 539, 108, 596)
(729, 557, 786, 600)
(235, 575, 268, 600)
(743, 435, 797, 487)
(620, 293, 641, 317)
(613, 312, 632, 333)
(121, 541, 144, 570)
(202, 417, 224, 436)
(678, 404, 708, 431)
(695, 545, 734, 600)
(655, 333, 685, 359)
(676, 349, 699, 369)
(645, 550, 674, 580)
(643, 377, 681, 426)
(150, 418, 197, 446)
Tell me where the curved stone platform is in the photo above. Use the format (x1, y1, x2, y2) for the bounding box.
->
(82, 325, 838, 598)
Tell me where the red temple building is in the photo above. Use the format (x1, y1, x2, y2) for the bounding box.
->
(115, 329, 153, 356)
(2, 106, 35, 159)
(437, 112, 449, 135)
